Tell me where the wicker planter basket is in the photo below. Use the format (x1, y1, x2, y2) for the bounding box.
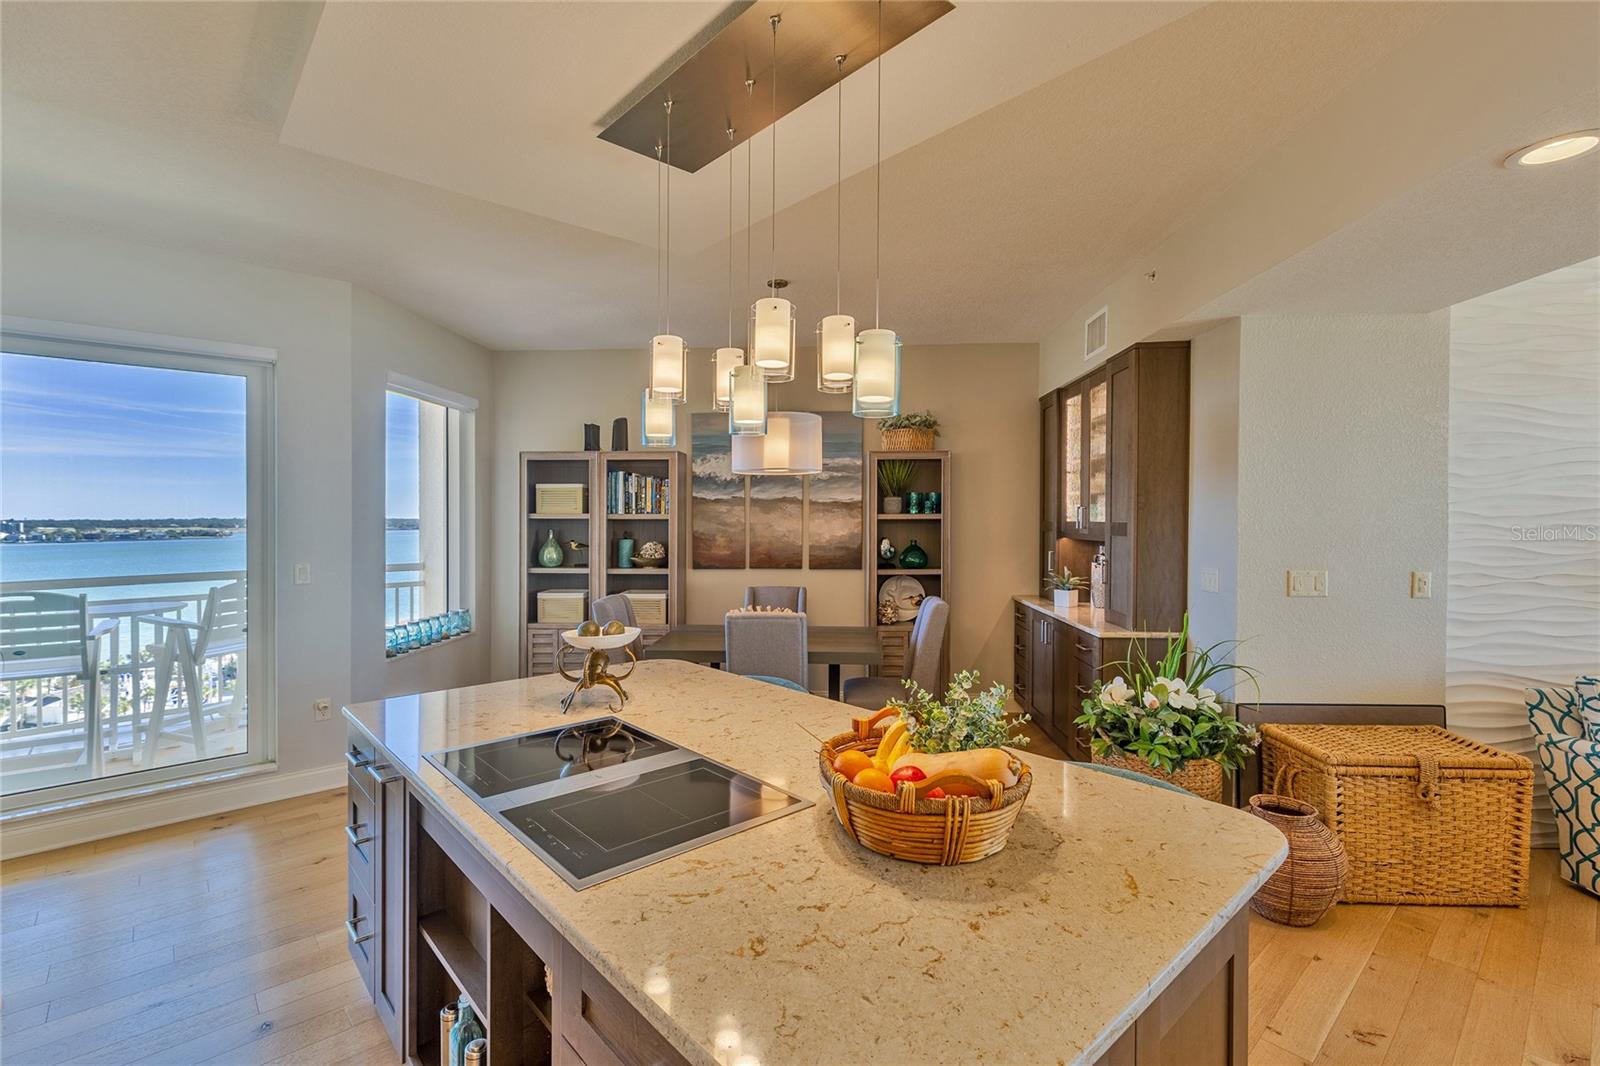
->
(1247, 784, 1348, 926)
(1261, 724, 1532, 906)
(881, 427, 935, 451)
(818, 711, 1032, 866)
(1092, 748, 1225, 803)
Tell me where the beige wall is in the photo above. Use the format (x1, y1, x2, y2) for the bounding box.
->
(489, 342, 1039, 691)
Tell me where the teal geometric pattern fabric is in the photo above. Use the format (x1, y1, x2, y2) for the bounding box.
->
(1526, 684, 1600, 897)
(1576, 675, 1600, 742)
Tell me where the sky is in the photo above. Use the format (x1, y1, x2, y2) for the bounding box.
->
(0, 351, 247, 519)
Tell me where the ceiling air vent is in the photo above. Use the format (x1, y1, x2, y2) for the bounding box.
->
(1084, 307, 1109, 361)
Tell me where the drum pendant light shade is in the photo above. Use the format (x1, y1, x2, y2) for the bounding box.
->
(650, 334, 687, 404)
(750, 297, 796, 381)
(853, 328, 901, 418)
(731, 411, 822, 475)
(727, 363, 768, 436)
(640, 387, 676, 448)
(817, 314, 856, 393)
(712, 346, 745, 411)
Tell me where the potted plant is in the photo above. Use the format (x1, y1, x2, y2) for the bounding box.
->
(1073, 616, 1259, 803)
(880, 411, 939, 451)
(1043, 570, 1089, 610)
(877, 459, 916, 514)
(888, 670, 1031, 753)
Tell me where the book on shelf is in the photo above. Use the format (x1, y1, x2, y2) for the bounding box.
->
(606, 471, 670, 515)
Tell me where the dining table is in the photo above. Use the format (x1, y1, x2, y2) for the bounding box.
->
(642, 624, 883, 700)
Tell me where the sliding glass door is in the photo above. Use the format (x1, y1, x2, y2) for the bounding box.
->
(0, 329, 273, 805)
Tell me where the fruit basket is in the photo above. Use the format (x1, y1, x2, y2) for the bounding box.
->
(818, 708, 1032, 866)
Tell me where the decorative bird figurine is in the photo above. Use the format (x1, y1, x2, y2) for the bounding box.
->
(565, 539, 588, 553)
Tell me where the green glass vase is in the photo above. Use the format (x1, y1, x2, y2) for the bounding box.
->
(537, 528, 565, 568)
(898, 539, 928, 569)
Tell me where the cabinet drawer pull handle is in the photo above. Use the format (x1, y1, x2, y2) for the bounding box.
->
(346, 748, 371, 769)
(346, 916, 374, 944)
(1076, 643, 1090, 653)
(366, 762, 402, 786)
(345, 822, 374, 847)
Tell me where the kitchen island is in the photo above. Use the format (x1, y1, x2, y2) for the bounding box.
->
(343, 659, 1285, 1066)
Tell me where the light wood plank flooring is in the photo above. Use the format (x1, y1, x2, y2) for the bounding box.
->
(2, 791, 1595, 1065)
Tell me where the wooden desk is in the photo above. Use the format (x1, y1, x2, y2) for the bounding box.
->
(644, 624, 882, 699)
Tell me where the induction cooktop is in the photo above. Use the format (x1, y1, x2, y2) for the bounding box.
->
(425, 717, 811, 890)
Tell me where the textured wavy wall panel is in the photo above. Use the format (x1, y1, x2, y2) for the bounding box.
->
(1447, 258, 1600, 846)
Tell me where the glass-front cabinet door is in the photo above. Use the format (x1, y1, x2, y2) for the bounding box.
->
(1061, 389, 1083, 535)
(1083, 374, 1109, 538)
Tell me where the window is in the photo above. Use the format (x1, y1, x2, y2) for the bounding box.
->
(384, 376, 474, 654)
(0, 320, 274, 805)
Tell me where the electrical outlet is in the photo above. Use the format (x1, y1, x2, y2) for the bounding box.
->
(294, 563, 311, 586)
(1410, 570, 1432, 599)
(313, 698, 331, 721)
(1287, 570, 1328, 597)
(1199, 567, 1219, 593)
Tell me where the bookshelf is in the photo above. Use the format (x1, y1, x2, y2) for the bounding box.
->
(864, 451, 951, 682)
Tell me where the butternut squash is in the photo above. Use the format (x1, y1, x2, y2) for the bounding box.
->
(890, 748, 1020, 790)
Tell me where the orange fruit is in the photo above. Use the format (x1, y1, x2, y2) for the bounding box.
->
(833, 750, 874, 782)
(853, 768, 894, 793)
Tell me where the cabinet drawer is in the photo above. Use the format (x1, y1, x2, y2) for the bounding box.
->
(346, 772, 379, 901)
(345, 869, 377, 996)
(345, 729, 379, 803)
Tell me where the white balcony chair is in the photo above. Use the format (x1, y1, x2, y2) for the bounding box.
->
(0, 591, 116, 777)
(136, 580, 246, 768)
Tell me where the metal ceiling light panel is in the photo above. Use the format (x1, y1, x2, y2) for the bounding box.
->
(597, 1, 953, 173)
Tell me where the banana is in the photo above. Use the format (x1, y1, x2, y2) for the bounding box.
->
(875, 721, 909, 771)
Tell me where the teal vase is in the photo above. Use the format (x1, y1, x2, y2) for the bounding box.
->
(898, 539, 928, 569)
(537, 529, 565, 568)
(617, 535, 635, 568)
(448, 996, 485, 1066)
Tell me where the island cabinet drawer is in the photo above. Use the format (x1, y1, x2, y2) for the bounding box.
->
(346, 728, 380, 802)
(345, 874, 378, 997)
(346, 771, 379, 897)
(555, 939, 688, 1066)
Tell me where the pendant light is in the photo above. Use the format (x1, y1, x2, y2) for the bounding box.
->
(713, 125, 747, 412)
(816, 54, 855, 394)
(649, 99, 687, 405)
(750, 14, 796, 382)
(854, 2, 901, 419)
(732, 411, 823, 476)
(641, 387, 676, 448)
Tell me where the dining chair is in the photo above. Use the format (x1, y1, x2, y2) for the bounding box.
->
(590, 593, 644, 658)
(724, 611, 808, 690)
(842, 595, 948, 709)
(136, 580, 246, 768)
(743, 586, 806, 614)
(0, 591, 116, 777)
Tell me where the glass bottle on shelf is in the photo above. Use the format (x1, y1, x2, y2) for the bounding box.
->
(1090, 545, 1108, 611)
(537, 529, 565, 568)
(449, 996, 484, 1066)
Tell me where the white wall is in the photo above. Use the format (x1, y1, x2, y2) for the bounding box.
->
(1186, 319, 1240, 691)
(1, 221, 494, 784)
(1232, 313, 1450, 702)
(490, 343, 1039, 690)
(1446, 258, 1600, 844)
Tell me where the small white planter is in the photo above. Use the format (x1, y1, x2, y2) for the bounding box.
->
(1052, 588, 1078, 610)
(881, 496, 904, 514)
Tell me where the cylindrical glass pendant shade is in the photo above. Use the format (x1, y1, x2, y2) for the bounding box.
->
(853, 328, 901, 418)
(749, 298, 796, 382)
(816, 314, 856, 393)
(727, 363, 768, 436)
(640, 388, 676, 448)
(650, 334, 687, 404)
(731, 411, 822, 476)
(712, 347, 745, 412)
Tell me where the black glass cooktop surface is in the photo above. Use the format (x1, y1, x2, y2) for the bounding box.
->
(425, 717, 810, 890)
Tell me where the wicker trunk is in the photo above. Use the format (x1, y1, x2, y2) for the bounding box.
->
(1260, 725, 1533, 906)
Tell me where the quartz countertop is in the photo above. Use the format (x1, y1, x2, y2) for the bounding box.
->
(1015, 594, 1184, 640)
(344, 660, 1283, 1066)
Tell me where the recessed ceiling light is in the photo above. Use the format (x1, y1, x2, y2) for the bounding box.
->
(1505, 129, 1600, 167)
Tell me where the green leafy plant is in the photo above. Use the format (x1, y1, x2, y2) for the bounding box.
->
(1073, 615, 1260, 773)
(876, 459, 918, 497)
(879, 411, 940, 434)
(888, 670, 1030, 754)
(1043, 570, 1089, 592)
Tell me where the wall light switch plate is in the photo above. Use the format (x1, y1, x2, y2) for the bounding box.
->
(294, 563, 311, 585)
(1199, 568, 1219, 593)
(1287, 570, 1328, 597)
(1410, 570, 1432, 599)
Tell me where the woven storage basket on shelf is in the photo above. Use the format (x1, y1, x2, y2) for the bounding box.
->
(818, 710, 1031, 866)
(1260, 724, 1532, 906)
(1247, 786, 1348, 926)
(1092, 749, 1225, 803)
(880, 427, 935, 451)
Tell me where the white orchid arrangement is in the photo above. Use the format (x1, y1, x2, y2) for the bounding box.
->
(1075, 616, 1260, 773)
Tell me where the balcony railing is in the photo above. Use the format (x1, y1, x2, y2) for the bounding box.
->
(385, 562, 425, 625)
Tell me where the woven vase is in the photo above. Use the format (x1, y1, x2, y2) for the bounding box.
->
(1246, 793, 1347, 926)
(881, 427, 935, 451)
(1091, 749, 1225, 803)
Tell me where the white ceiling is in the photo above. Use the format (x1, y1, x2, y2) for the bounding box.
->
(1, 2, 1593, 352)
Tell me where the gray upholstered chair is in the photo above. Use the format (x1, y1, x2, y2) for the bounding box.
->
(724, 611, 808, 689)
(743, 585, 806, 614)
(842, 596, 949, 709)
(590, 593, 643, 658)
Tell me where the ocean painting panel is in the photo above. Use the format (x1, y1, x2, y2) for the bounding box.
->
(808, 412, 863, 569)
(690, 413, 747, 569)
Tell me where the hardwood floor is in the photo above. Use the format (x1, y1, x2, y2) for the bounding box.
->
(2, 791, 1594, 1065)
